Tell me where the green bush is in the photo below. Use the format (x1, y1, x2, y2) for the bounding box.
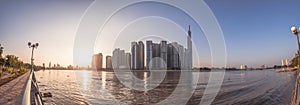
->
(2, 67, 15, 74)
(19, 66, 27, 74)
(8, 68, 14, 74)
(2, 67, 8, 72)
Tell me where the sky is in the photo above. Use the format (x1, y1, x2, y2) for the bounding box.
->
(205, 0, 300, 67)
(0, 0, 299, 68)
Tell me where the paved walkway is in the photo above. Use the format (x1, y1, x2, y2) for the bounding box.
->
(0, 72, 30, 105)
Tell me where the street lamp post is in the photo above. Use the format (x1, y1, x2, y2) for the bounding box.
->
(28, 42, 39, 72)
(291, 26, 300, 104)
(291, 26, 300, 70)
(291, 26, 300, 53)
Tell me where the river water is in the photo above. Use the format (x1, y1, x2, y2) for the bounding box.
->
(35, 69, 296, 105)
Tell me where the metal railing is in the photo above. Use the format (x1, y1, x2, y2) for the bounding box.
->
(291, 69, 300, 105)
(22, 71, 43, 105)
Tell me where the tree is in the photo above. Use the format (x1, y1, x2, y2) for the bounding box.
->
(0, 58, 4, 66)
(290, 55, 300, 67)
(0, 44, 3, 58)
(5, 55, 19, 68)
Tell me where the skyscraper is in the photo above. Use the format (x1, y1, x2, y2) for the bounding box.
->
(112, 48, 126, 69)
(168, 42, 180, 69)
(131, 42, 138, 70)
(125, 52, 131, 69)
(138, 41, 145, 70)
(146, 40, 188, 70)
(160, 41, 168, 69)
(106, 56, 112, 70)
(147, 40, 167, 70)
(146, 40, 153, 70)
(152, 43, 160, 69)
(187, 25, 193, 69)
(131, 41, 145, 70)
(92, 53, 103, 70)
(145, 25, 193, 70)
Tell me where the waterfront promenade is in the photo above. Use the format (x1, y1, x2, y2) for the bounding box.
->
(0, 71, 30, 105)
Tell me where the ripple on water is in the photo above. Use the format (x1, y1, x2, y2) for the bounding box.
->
(35, 69, 296, 105)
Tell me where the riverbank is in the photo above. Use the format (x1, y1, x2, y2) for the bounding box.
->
(276, 67, 298, 73)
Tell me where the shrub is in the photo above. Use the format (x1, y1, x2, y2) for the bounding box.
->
(8, 68, 14, 74)
(2, 67, 8, 72)
(19, 66, 27, 74)
(2, 67, 15, 74)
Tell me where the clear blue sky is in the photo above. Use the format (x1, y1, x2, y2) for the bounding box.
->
(205, 0, 300, 67)
(0, 0, 299, 68)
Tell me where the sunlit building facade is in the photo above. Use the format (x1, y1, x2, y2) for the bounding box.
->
(92, 53, 103, 70)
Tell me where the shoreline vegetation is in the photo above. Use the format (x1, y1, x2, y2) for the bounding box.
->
(0, 67, 28, 86)
(0, 44, 33, 86)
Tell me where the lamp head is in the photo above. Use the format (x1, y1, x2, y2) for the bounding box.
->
(291, 26, 298, 35)
(35, 43, 39, 48)
(28, 42, 32, 47)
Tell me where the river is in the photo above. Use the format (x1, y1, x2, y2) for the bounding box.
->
(35, 69, 296, 105)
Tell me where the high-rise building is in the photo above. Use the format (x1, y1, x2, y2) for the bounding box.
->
(160, 41, 168, 69)
(49, 62, 51, 68)
(281, 59, 285, 66)
(153, 43, 160, 68)
(112, 48, 126, 69)
(125, 53, 131, 69)
(145, 25, 193, 70)
(146, 40, 182, 70)
(92, 53, 103, 70)
(138, 41, 145, 70)
(240, 64, 244, 70)
(146, 40, 166, 70)
(146, 40, 153, 70)
(131, 42, 138, 69)
(106, 56, 112, 70)
(131, 41, 145, 70)
(186, 25, 193, 69)
(177, 44, 184, 69)
(168, 42, 180, 69)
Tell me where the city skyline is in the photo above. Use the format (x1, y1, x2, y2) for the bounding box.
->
(92, 25, 193, 70)
(0, 0, 300, 68)
(0, 1, 299, 105)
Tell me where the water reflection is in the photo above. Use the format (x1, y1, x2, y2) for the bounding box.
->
(144, 72, 148, 90)
(101, 71, 106, 89)
(35, 69, 296, 105)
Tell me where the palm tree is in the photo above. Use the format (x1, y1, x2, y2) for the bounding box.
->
(5, 55, 19, 68)
(0, 44, 4, 68)
(0, 44, 3, 58)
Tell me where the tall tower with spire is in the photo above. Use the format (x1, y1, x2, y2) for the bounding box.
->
(186, 25, 193, 69)
(188, 25, 191, 37)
